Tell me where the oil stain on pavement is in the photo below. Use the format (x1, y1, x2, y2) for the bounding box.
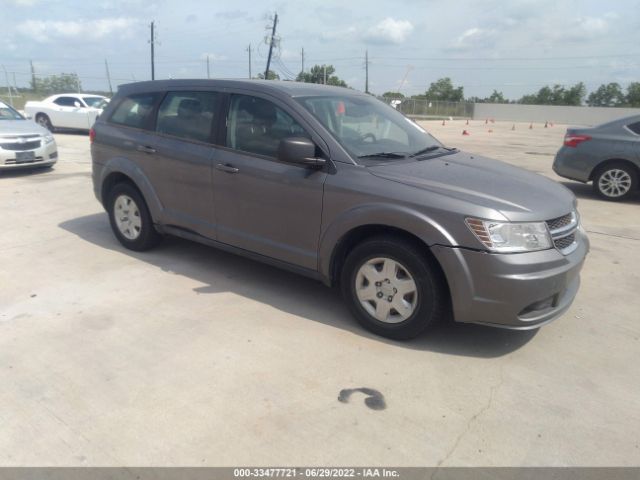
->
(338, 388, 386, 410)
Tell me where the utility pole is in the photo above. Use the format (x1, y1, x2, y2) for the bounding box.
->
(365, 50, 369, 94)
(206, 55, 210, 79)
(397, 65, 413, 93)
(30, 60, 37, 91)
(264, 13, 278, 79)
(323, 65, 326, 84)
(301, 47, 304, 76)
(246, 44, 252, 78)
(105, 59, 113, 94)
(2, 65, 13, 106)
(150, 21, 156, 80)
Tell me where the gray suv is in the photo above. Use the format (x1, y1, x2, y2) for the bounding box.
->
(91, 80, 589, 339)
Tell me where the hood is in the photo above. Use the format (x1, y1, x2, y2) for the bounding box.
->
(0, 119, 50, 137)
(368, 151, 576, 222)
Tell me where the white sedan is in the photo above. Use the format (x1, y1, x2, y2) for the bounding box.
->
(0, 100, 58, 170)
(24, 93, 109, 132)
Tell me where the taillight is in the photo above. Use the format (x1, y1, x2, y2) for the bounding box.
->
(89, 127, 96, 143)
(564, 134, 591, 148)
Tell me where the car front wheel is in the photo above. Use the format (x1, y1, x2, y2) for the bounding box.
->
(35, 114, 53, 132)
(340, 235, 446, 340)
(107, 183, 161, 251)
(593, 162, 637, 201)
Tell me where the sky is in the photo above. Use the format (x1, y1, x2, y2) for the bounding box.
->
(1, 0, 639, 99)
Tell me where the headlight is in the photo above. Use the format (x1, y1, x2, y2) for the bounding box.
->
(43, 134, 54, 144)
(465, 218, 552, 253)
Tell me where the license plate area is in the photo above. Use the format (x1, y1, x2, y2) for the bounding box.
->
(15, 151, 36, 163)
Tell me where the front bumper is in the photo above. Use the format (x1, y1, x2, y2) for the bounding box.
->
(432, 228, 589, 329)
(0, 141, 58, 170)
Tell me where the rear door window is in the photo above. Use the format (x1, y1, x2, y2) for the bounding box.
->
(109, 93, 159, 130)
(627, 121, 640, 135)
(54, 96, 79, 107)
(156, 91, 219, 143)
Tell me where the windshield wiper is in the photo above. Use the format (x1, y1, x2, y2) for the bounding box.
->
(357, 152, 407, 159)
(410, 145, 458, 158)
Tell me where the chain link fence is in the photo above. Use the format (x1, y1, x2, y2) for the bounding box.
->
(380, 97, 474, 119)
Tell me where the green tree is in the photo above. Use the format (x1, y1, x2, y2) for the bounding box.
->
(468, 90, 507, 103)
(34, 73, 82, 94)
(418, 77, 464, 102)
(518, 82, 585, 106)
(625, 82, 640, 107)
(563, 82, 586, 106)
(382, 91, 405, 99)
(487, 90, 506, 103)
(296, 65, 347, 87)
(256, 70, 280, 80)
(586, 83, 625, 107)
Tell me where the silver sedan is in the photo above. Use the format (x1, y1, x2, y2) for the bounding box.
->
(553, 114, 640, 201)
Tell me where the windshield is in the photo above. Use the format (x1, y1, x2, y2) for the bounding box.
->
(296, 94, 442, 163)
(0, 102, 25, 120)
(84, 96, 107, 108)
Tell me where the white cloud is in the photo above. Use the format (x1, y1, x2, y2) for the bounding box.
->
(5, 0, 39, 5)
(18, 17, 139, 42)
(364, 18, 414, 44)
(446, 27, 497, 52)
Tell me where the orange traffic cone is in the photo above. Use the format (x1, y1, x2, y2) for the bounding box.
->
(462, 130, 470, 135)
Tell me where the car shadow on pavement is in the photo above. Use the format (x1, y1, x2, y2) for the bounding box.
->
(0, 166, 54, 178)
(59, 213, 538, 358)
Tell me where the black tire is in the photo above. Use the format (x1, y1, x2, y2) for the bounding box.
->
(340, 235, 446, 340)
(35, 113, 54, 132)
(107, 183, 161, 251)
(592, 162, 637, 201)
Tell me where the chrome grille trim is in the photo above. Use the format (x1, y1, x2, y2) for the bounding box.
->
(546, 211, 579, 255)
(0, 135, 43, 151)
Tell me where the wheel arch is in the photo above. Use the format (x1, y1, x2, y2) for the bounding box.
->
(97, 158, 163, 222)
(589, 158, 640, 182)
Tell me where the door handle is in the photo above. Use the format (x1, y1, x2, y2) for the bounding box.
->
(136, 145, 156, 154)
(216, 163, 239, 174)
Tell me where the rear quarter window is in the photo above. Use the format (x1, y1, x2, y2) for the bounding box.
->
(627, 121, 640, 135)
(109, 93, 159, 129)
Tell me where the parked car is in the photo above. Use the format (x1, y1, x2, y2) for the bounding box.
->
(0, 100, 58, 171)
(553, 115, 640, 201)
(24, 93, 109, 132)
(91, 80, 588, 340)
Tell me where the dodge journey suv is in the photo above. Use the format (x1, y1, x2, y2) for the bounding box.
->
(91, 80, 588, 339)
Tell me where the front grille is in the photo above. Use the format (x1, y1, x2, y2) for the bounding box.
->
(4, 157, 44, 165)
(554, 233, 576, 250)
(546, 212, 579, 255)
(0, 140, 41, 151)
(546, 213, 573, 231)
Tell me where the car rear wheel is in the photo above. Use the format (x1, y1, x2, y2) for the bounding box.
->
(593, 162, 637, 201)
(107, 183, 161, 251)
(35, 114, 53, 132)
(340, 235, 446, 340)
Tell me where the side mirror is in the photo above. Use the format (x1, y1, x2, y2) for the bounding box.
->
(278, 137, 326, 168)
(74, 101, 82, 108)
